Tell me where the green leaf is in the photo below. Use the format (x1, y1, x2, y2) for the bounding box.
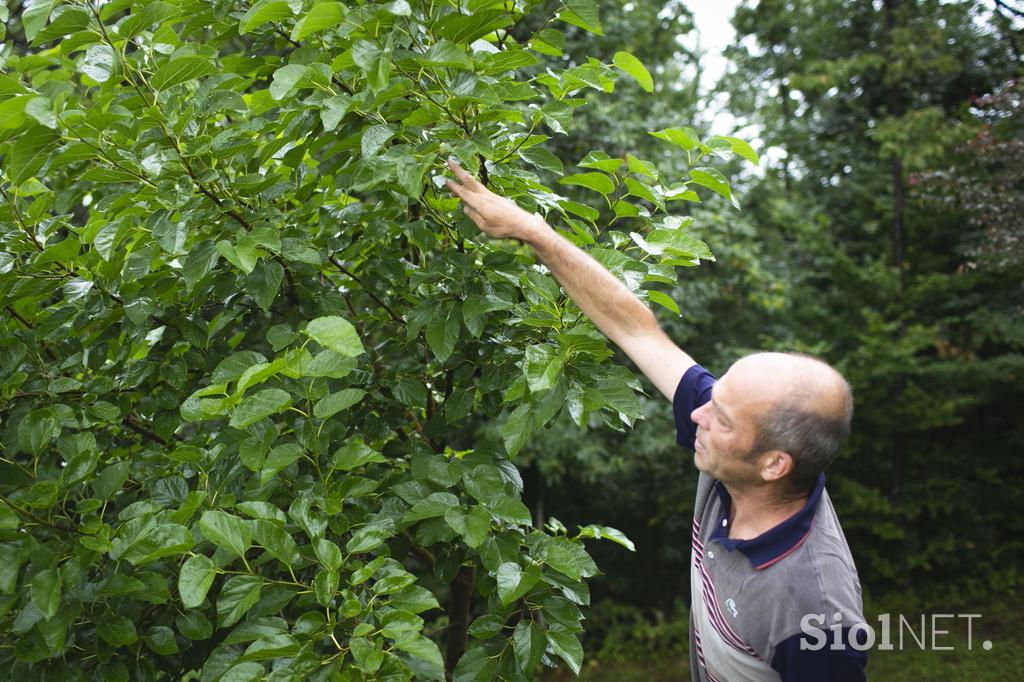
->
(435, 9, 512, 44)
(390, 586, 441, 614)
(547, 624, 584, 675)
(489, 495, 532, 526)
(269, 63, 308, 100)
(453, 647, 499, 682)
(305, 350, 357, 378)
(35, 235, 80, 266)
(525, 344, 564, 393)
(313, 538, 343, 570)
(577, 524, 636, 551)
(380, 609, 422, 637)
(199, 510, 253, 559)
(21, 0, 55, 41)
(690, 167, 739, 209)
(394, 633, 444, 670)
(444, 506, 490, 549)
(82, 44, 115, 82)
(404, 492, 460, 523)
(146, 625, 180, 655)
(219, 662, 264, 682)
(558, 0, 602, 35)
(351, 40, 392, 92)
(151, 56, 217, 91)
(244, 261, 284, 312)
(313, 388, 365, 419)
(30, 568, 61, 620)
(333, 438, 386, 471)
(304, 316, 364, 357)
(350, 637, 384, 674)
(345, 518, 395, 553)
(647, 290, 680, 315)
(176, 611, 213, 640)
(240, 633, 300, 661)
(120, 1, 180, 40)
(179, 554, 217, 608)
(708, 135, 760, 165)
(33, 7, 89, 44)
(252, 519, 299, 565)
(182, 240, 220, 291)
(216, 238, 258, 274)
(5, 126, 60, 186)
(239, 0, 292, 33)
(559, 172, 615, 196)
(649, 126, 700, 151)
(502, 404, 534, 457)
(0, 504, 18, 530)
(217, 575, 263, 628)
(320, 94, 353, 132)
(426, 306, 460, 362)
(361, 123, 395, 158)
(291, 2, 347, 41)
(419, 40, 472, 69)
(513, 621, 546, 676)
(0, 95, 29, 129)
(543, 543, 583, 580)
(520, 146, 564, 174)
(123, 523, 194, 565)
(260, 442, 303, 484)
(495, 562, 540, 605)
(578, 150, 623, 173)
(229, 388, 292, 429)
(627, 153, 658, 178)
(612, 51, 653, 92)
(468, 614, 504, 640)
(25, 97, 56, 129)
(98, 615, 138, 647)
(314, 568, 339, 606)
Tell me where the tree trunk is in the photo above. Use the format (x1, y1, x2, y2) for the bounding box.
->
(779, 78, 793, 193)
(884, 0, 906, 291)
(445, 564, 475, 680)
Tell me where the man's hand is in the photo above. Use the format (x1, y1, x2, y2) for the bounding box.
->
(445, 159, 548, 243)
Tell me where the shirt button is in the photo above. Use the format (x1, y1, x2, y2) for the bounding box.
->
(722, 519, 728, 527)
(708, 550, 714, 558)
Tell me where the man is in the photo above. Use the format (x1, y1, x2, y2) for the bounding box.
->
(446, 159, 869, 681)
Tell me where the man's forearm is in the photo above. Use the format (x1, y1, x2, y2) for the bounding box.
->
(445, 160, 695, 401)
(525, 220, 658, 344)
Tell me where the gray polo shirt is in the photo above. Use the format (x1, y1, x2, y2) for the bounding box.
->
(674, 365, 869, 681)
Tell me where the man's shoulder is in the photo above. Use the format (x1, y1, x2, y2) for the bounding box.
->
(750, 488, 863, 618)
(776, 490, 864, 620)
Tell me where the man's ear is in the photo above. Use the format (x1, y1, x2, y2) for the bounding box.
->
(759, 450, 795, 483)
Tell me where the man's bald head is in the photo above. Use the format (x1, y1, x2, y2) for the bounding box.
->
(729, 352, 854, 492)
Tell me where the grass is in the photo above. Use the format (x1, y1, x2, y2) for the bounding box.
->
(540, 593, 1023, 681)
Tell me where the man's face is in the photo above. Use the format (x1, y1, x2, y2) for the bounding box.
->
(690, 362, 777, 486)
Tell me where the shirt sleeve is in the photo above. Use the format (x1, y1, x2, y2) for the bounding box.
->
(672, 364, 716, 450)
(770, 628, 869, 682)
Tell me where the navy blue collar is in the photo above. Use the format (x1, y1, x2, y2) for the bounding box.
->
(709, 473, 826, 570)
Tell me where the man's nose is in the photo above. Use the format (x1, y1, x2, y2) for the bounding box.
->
(691, 403, 708, 426)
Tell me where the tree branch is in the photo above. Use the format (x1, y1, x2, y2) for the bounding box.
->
(0, 495, 84, 535)
(327, 256, 403, 323)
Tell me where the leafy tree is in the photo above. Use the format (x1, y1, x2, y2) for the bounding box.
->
(0, 0, 752, 678)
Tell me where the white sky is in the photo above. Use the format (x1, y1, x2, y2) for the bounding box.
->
(687, 0, 741, 95)
(683, 0, 744, 136)
(685, 0, 774, 165)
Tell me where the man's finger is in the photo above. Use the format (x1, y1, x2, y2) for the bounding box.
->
(447, 158, 483, 190)
(447, 179, 483, 213)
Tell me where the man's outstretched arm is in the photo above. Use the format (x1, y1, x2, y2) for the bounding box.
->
(445, 159, 695, 401)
